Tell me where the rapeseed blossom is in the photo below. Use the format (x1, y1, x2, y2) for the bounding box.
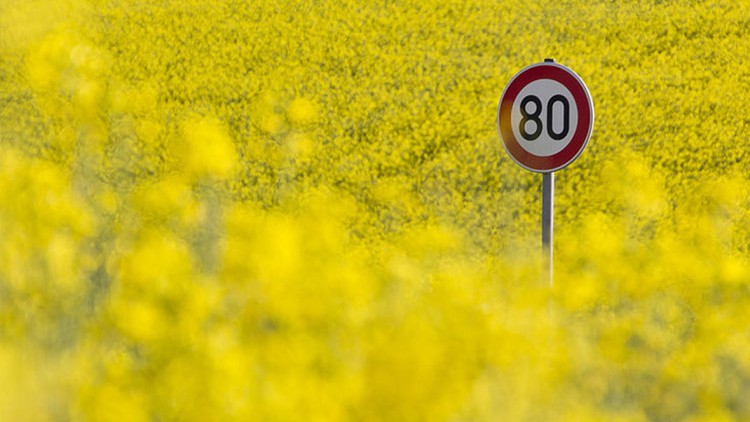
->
(2, 0, 750, 419)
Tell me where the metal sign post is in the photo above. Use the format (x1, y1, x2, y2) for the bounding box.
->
(497, 58, 594, 287)
(542, 171, 554, 287)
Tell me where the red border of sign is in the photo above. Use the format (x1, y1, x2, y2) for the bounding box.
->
(497, 62, 594, 173)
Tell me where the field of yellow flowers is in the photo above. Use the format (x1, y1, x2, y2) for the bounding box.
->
(2, 0, 750, 420)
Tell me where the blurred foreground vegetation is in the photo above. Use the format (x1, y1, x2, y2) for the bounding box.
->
(2, 0, 750, 420)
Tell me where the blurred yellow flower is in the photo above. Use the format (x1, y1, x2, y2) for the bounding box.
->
(178, 117, 238, 179)
(287, 97, 319, 126)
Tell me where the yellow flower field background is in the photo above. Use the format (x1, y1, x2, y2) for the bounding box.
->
(2, 0, 750, 420)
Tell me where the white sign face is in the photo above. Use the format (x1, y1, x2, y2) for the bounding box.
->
(510, 79, 579, 157)
(497, 62, 594, 173)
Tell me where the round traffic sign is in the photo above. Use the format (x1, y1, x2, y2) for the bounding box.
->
(497, 61, 594, 173)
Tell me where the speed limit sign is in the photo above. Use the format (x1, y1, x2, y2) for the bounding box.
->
(497, 61, 594, 173)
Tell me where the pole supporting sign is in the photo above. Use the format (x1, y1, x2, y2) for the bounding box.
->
(497, 59, 594, 286)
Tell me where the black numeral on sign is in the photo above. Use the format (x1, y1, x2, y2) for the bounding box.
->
(519, 95, 570, 141)
(547, 95, 570, 140)
(519, 96, 543, 141)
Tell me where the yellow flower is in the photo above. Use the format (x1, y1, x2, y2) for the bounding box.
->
(178, 117, 237, 179)
(286, 97, 319, 126)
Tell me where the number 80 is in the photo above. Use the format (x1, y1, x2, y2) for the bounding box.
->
(519, 94, 570, 141)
